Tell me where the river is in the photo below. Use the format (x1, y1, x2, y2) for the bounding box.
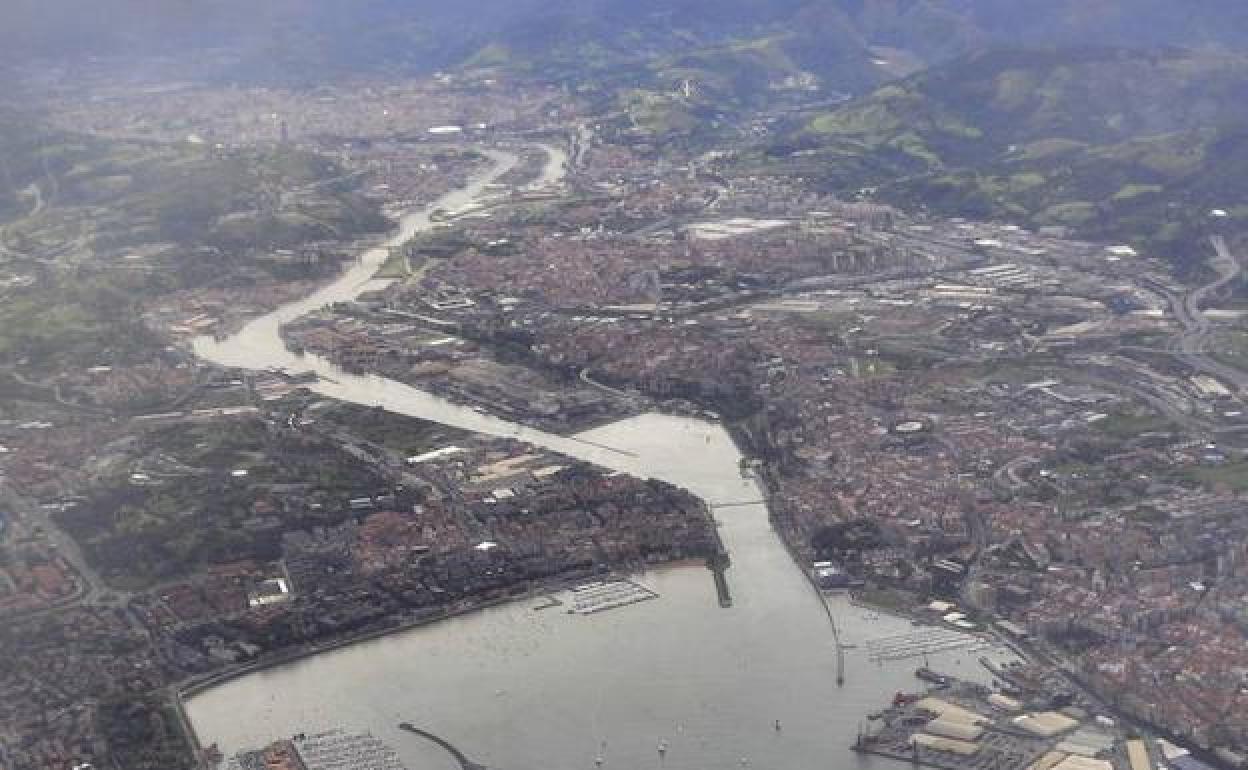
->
(188, 144, 1015, 770)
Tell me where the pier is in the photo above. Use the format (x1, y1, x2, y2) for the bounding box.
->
(398, 723, 488, 770)
(865, 628, 989, 663)
(565, 579, 657, 614)
(708, 552, 733, 607)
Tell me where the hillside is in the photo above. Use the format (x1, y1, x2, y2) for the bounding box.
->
(742, 48, 1248, 269)
(0, 115, 388, 371)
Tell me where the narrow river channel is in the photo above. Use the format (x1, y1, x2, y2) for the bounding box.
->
(188, 145, 1015, 770)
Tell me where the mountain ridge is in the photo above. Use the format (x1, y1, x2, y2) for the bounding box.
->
(743, 46, 1248, 269)
(7, 1, 1248, 89)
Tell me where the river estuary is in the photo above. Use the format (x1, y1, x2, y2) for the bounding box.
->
(188, 145, 1015, 770)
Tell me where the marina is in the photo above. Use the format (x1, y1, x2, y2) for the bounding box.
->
(865, 628, 994, 663)
(224, 729, 406, 770)
(563, 579, 659, 615)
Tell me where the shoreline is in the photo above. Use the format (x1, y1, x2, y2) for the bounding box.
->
(193, 147, 511, 346)
(175, 137, 928, 767)
(173, 559, 714, 758)
(174, 140, 544, 762)
(175, 554, 718, 700)
(173, 589, 533, 761)
(179, 147, 500, 345)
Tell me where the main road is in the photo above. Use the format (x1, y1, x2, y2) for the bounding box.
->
(1161, 235, 1248, 391)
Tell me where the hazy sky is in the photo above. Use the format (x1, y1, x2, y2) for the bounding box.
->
(5, 1, 1248, 77)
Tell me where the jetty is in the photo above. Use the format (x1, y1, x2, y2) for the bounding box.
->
(398, 723, 489, 770)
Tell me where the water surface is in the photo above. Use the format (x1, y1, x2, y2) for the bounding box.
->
(187, 147, 1014, 770)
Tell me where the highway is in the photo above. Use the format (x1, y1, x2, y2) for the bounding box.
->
(1163, 235, 1248, 392)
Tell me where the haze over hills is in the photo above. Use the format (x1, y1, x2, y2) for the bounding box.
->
(6, 2, 1248, 269)
(6, 2, 1248, 268)
(7, 1, 1248, 87)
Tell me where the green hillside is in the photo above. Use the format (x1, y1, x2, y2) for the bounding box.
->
(743, 48, 1248, 269)
(0, 115, 387, 372)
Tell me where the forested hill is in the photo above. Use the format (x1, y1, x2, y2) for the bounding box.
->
(740, 47, 1248, 271)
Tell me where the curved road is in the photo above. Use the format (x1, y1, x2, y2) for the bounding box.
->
(1165, 236, 1245, 390)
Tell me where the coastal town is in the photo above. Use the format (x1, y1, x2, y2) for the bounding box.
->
(1, 48, 1248, 770)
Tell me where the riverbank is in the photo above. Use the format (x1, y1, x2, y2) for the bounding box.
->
(173, 558, 704, 755)
(184, 410, 1023, 769)
(181, 138, 1002, 770)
